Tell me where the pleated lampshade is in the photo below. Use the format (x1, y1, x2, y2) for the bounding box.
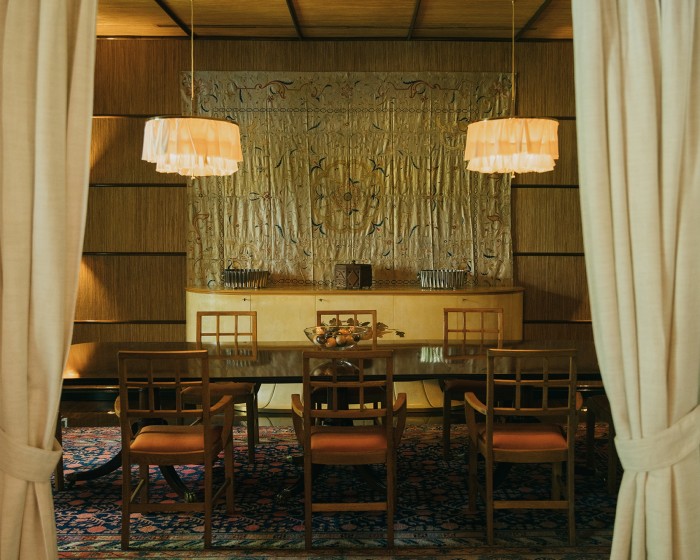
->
(142, 116, 243, 177)
(464, 117, 559, 175)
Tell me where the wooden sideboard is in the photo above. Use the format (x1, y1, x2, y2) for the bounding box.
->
(186, 286, 524, 343)
(186, 286, 524, 410)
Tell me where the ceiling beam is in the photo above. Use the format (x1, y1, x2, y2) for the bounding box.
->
(285, 0, 304, 40)
(516, 0, 554, 40)
(154, 0, 193, 37)
(406, 0, 422, 41)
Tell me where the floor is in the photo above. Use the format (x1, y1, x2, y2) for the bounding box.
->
(57, 393, 613, 560)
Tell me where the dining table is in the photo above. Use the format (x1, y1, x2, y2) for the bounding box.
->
(60, 339, 603, 496)
(63, 339, 602, 386)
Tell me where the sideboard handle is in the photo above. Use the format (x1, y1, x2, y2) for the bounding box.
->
(243, 297, 248, 302)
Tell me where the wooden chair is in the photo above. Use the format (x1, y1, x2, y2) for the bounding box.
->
(185, 310, 259, 462)
(315, 309, 384, 412)
(316, 309, 379, 348)
(291, 349, 407, 549)
(441, 307, 504, 459)
(118, 349, 235, 549)
(464, 348, 578, 545)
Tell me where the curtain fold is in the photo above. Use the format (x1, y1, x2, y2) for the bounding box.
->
(0, 1, 96, 558)
(572, 1, 700, 558)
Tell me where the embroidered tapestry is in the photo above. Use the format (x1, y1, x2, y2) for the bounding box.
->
(185, 71, 513, 288)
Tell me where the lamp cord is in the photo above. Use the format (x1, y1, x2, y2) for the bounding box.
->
(511, 0, 516, 117)
(190, 0, 194, 115)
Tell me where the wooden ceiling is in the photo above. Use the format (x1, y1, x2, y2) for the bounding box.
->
(96, 0, 572, 41)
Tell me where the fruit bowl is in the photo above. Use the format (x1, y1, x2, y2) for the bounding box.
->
(304, 325, 370, 350)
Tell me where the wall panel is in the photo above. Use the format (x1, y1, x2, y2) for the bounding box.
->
(93, 40, 186, 115)
(90, 117, 184, 184)
(94, 40, 574, 117)
(72, 323, 185, 343)
(188, 40, 509, 73)
(512, 187, 583, 253)
(517, 41, 575, 118)
(523, 322, 593, 341)
(75, 256, 185, 321)
(515, 255, 590, 321)
(84, 186, 187, 252)
(513, 120, 578, 186)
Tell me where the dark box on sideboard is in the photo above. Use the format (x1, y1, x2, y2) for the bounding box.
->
(334, 262, 372, 289)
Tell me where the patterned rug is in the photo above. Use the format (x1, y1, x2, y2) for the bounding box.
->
(55, 423, 617, 559)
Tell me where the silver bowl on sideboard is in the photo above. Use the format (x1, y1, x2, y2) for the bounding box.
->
(418, 269, 467, 290)
(223, 268, 270, 289)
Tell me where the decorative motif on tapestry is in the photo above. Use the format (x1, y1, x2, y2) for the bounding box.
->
(184, 71, 513, 288)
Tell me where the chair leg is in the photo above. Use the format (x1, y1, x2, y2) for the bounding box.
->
(587, 400, 618, 494)
(586, 407, 596, 468)
(387, 454, 395, 547)
(485, 454, 494, 545)
(442, 392, 452, 459)
(204, 457, 213, 548)
(607, 423, 618, 495)
(551, 462, 562, 499)
(121, 464, 131, 550)
(304, 455, 313, 549)
(567, 456, 576, 545)
(253, 388, 260, 444)
(138, 464, 149, 502)
(224, 425, 235, 513)
(246, 395, 256, 463)
(468, 439, 478, 512)
(54, 416, 64, 492)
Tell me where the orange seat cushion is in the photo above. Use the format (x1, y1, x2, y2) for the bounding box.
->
(479, 422, 567, 451)
(131, 425, 222, 453)
(309, 427, 387, 453)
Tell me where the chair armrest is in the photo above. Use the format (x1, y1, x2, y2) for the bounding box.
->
(464, 391, 485, 444)
(210, 394, 235, 415)
(393, 392, 407, 414)
(291, 394, 303, 418)
(291, 394, 304, 446)
(464, 391, 486, 415)
(210, 394, 235, 432)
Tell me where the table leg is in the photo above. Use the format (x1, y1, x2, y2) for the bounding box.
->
(54, 417, 65, 491)
(160, 466, 197, 502)
(65, 448, 198, 502)
(276, 459, 323, 503)
(65, 451, 123, 487)
(275, 458, 388, 503)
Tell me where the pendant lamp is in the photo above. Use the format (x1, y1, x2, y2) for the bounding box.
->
(464, 0, 558, 175)
(142, 0, 242, 177)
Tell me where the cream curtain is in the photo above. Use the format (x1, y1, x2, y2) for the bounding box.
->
(572, 1, 700, 558)
(0, 1, 96, 558)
